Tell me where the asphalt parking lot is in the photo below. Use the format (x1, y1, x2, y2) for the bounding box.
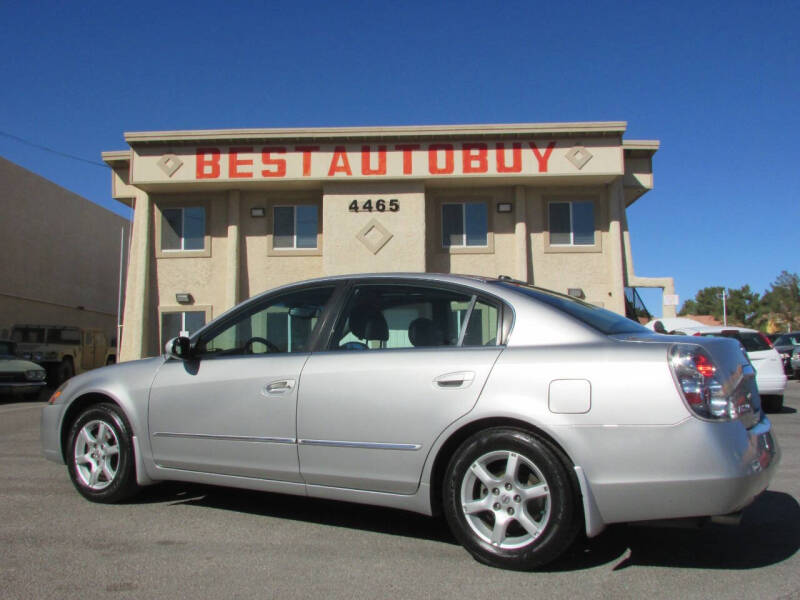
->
(1, 382, 798, 600)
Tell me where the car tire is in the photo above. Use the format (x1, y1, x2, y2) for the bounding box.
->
(761, 394, 784, 413)
(57, 359, 74, 385)
(66, 403, 140, 503)
(443, 428, 581, 570)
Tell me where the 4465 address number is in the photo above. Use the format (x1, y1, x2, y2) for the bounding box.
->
(349, 199, 399, 212)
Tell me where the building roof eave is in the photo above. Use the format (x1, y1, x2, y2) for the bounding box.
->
(123, 121, 628, 146)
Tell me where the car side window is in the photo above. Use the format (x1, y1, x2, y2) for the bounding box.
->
(195, 286, 335, 357)
(330, 284, 500, 350)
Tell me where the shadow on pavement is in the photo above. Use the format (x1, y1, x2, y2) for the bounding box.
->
(132, 483, 799, 570)
(133, 481, 457, 544)
(550, 490, 799, 571)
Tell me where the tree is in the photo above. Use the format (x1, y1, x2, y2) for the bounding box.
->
(679, 285, 760, 327)
(759, 271, 800, 331)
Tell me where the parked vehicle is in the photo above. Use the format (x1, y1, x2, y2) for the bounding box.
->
(791, 348, 800, 379)
(41, 274, 780, 570)
(691, 327, 787, 412)
(772, 332, 800, 378)
(11, 325, 110, 385)
(0, 339, 47, 397)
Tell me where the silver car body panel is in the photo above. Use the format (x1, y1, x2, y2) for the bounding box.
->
(297, 346, 502, 493)
(40, 273, 780, 538)
(148, 353, 308, 481)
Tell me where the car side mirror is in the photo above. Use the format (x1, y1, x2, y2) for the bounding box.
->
(165, 336, 193, 360)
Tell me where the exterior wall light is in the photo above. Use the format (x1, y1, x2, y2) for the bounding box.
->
(496, 203, 512, 213)
(567, 288, 585, 299)
(175, 293, 193, 304)
(250, 207, 266, 217)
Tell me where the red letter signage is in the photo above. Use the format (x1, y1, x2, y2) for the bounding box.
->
(361, 145, 387, 175)
(229, 147, 254, 178)
(462, 143, 488, 173)
(529, 141, 556, 172)
(428, 144, 454, 175)
(261, 146, 287, 178)
(196, 147, 221, 179)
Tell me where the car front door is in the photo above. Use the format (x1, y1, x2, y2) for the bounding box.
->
(297, 282, 504, 494)
(148, 285, 337, 481)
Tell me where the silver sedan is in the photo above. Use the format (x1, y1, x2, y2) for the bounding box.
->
(41, 274, 779, 570)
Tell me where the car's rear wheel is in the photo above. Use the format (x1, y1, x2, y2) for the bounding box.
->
(762, 394, 784, 413)
(66, 403, 139, 503)
(443, 428, 580, 570)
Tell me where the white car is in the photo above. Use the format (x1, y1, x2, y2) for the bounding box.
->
(646, 321, 787, 412)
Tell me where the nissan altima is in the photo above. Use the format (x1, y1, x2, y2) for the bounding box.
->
(41, 273, 779, 570)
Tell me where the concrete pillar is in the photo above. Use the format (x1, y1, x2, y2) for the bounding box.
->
(321, 182, 426, 275)
(514, 186, 528, 282)
(225, 190, 241, 309)
(119, 191, 151, 361)
(607, 179, 627, 315)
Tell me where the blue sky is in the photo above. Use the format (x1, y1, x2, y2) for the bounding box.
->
(1, 0, 797, 315)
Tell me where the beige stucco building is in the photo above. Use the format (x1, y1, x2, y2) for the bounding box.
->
(103, 122, 675, 362)
(0, 156, 129, 339)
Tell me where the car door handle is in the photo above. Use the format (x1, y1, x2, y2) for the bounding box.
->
(263, 379, 296, 395)
(434, 371, 475, 389)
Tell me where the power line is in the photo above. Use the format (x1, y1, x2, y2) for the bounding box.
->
(0, 130, 107, 168)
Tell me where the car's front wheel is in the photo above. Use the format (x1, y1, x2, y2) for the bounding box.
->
(66, 403, 140, 503)
(443, 428, 581, 570)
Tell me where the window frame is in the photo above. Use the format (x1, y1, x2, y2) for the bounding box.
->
(543, 195, 602, 254)
(159, 306, 212, 350)
(266, 197, 323, 257)
(441, 201, 489, 249)
(155, 199, 212, 259)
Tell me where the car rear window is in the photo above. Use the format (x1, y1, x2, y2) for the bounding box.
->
(493, 281, 647, 335)
(700, 331, 771, 352)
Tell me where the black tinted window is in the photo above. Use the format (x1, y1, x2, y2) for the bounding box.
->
(701, 331, 770, 352)
(493, 281, 647, 335)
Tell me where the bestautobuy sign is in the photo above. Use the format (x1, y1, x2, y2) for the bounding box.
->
(131, 139, 622, 184)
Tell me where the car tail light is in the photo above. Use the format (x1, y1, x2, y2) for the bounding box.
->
(758, 332, 774, 348)
(669, 344, 745, 421)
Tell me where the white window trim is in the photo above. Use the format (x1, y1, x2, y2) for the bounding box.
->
(162, 207, 206, 252)
(548, 200, 594, 247)
(273, 204, 318, 250)
(441, 202, 489, 248)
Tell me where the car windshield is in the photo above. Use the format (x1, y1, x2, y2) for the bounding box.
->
(774, 334, 800, 346)
(492, 281, 648, 335)
(11, 327, 45, 343)
(46, 329, 81, 344)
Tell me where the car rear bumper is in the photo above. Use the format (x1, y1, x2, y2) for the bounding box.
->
(757, 373, 788, 395)
(569, 414, 780, 529)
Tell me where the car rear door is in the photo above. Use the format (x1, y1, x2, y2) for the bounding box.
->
(297, 281, 504, 494)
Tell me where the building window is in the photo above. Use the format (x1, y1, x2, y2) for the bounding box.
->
(442, 202, 488, 247)
(273, 205, 318, 249)
(161, 207, 205, 251)
(548, 201, 595, 245)
(161, 311, 206, 343)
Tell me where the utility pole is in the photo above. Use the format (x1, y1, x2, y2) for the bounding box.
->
(721, 287, 728, 326)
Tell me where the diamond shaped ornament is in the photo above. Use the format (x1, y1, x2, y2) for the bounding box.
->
(565, 146, 593, 170)
(157, 153, 184, 177)
(356, 218, 393, 255)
